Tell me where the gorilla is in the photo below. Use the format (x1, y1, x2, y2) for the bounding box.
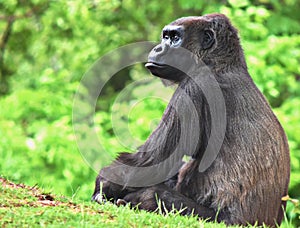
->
(92, 13, 290, 227)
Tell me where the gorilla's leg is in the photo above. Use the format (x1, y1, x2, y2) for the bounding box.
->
(121, 184, 217, 221)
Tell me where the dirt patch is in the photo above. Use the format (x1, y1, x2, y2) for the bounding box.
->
(0, 177, 101, 214)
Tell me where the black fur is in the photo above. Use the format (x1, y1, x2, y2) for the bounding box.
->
(92, 13, 290, 227)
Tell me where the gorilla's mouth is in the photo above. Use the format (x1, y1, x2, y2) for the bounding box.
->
(145, 62, 185, 81)
(145, 62, 169, 76)
(145, 62, 166, 69)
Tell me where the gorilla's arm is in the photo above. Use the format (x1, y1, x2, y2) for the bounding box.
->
(92, 77, 210, 202)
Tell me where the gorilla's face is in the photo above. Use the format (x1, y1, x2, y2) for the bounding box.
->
(145, 16, 216, 83)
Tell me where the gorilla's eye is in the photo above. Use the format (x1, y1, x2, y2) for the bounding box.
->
(163, 35, 169, 40)
(163, 32, 169, 40)
(173, 35, 179, 42)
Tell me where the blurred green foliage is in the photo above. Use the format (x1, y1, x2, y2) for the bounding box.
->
(0, 0, 299, 226)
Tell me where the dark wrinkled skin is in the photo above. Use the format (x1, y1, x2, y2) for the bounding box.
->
(92, 13, 290, 227)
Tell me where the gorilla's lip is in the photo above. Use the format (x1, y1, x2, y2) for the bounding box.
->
(145, 62, 167, 68)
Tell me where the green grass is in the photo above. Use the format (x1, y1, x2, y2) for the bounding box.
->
(0, 178, 295, 227)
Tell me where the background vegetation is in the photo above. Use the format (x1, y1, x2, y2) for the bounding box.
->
(0, 0, 299, 226)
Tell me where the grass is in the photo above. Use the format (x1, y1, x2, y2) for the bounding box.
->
(0, 178, 295, 227)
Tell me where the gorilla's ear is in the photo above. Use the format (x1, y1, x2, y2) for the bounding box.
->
(202, 30, 215, 50)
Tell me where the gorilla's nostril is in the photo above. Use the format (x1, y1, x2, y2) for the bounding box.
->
(154, 46, 162, 52)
